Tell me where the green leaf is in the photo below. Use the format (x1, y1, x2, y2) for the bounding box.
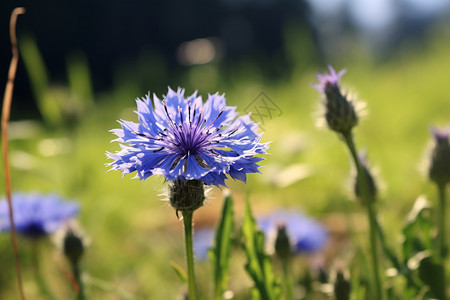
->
(169, 261, 188, 284)
(401, 196, 445, 296)
(19, 35, 64, 126)
(418, 256, 446, 299)
(402, 196, 433, 261)
(67, 52, 95, 112)
(209, 194, 234, 300)
(350, 270, 366, 300)
(241, 197, 281, 300)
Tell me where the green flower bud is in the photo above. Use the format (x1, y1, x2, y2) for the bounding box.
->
(63, 228, 84, 266)
(334, 270, 351, 300)
(354, 152, 377, 204)
(275, 225, 292, 260)
(169, 179, 205, 213)
(313, 66, 358, 135)
(428, 127, 450, 186)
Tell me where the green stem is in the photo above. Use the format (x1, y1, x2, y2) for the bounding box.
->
(374, 218, 399, 270)
(343, 132, 383, 300)
(71, 262, 85, 300)
(436, 184, 447, 300)
(281, 257, 294, 300)
(182, 210, 197, 300)
(374, 218, 420, 291)
(437, 184, 447, 262)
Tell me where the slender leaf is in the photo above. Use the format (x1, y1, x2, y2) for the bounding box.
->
(242, 197, 281, 300)
(209, 194, 234, 300)
(19, 35, 63, 126)
(170, 261, 188, 284)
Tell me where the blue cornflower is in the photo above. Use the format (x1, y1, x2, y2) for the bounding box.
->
(258, 210, 327, 255)
(107, 87, 268, 187)
(192, 211, 327, 260)
(0, 193, 79, 238)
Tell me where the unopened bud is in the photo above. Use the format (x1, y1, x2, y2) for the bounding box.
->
(428, 126, 450, 186)
(275, 225, 292, 259)
(63, 228, 84, 265)
(354, 152, 377, 204)
(169, 179, 205, 213)
(313, 66, 358, 135)
(334, 270, 351, 300)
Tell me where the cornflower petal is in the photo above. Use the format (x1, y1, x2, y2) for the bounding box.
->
(0, 193, 79, 238)
(107, 87, 268, 186)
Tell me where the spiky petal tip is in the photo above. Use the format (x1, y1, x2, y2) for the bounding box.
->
(107, 87, 269, 187)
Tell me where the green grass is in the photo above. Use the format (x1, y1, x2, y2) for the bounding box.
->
(1, 27, 450, 299)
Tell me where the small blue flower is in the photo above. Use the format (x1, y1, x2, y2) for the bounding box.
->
(107, 87, 268, 186)
(0, 193, 79, 238)
(193, 211, 327, 259)
(258, 210, 327, 254)
(193, 227, 215, 260)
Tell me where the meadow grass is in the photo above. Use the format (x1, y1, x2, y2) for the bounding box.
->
(1, 27, 450, 299)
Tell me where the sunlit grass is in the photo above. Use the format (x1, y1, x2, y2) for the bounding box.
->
(1, 27, 450, 298)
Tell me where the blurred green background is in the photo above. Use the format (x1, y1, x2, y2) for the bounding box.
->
(1, 0, 450, 299)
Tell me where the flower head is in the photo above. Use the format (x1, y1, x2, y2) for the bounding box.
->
(312, 66, 346, 93)
(0, 193, 79, 238)
(169, 179, 205, 212)
(63, 226, 85, 265)
(107, 88, 268, 187)
(428, 126, 450, 186)
(258, 210, 327, 255)
(313, 66, 358, 134)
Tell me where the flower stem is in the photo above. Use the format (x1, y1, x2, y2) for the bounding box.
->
(71, 262, 85, 300)
(343, 132, 383, 300)
(2, 7, 26, 300)
(281, 257, 294, 300)
(437, 184, 447, 263)
(182, 210, 197, 300)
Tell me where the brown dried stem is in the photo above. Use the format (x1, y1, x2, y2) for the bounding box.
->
(2, 7, 26, 300)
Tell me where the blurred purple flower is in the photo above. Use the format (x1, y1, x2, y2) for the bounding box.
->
(312, 65, 346, 93)
(258, 210, 327, 254)
(431, 126, 449, 144)
(193, 227, 215, 260)
(0, 193, 79, 238)
(107, 87, 268, 187)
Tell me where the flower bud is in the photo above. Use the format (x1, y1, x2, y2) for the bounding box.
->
(354, 152, 377, 204)
(313, 66, 358, 135)
(428, 126, 450, 186)
(275, 225, 292, 260)
(334, 270, 351, 300)
(169, 179, 205, 213)
(63, 228, 84, 266)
